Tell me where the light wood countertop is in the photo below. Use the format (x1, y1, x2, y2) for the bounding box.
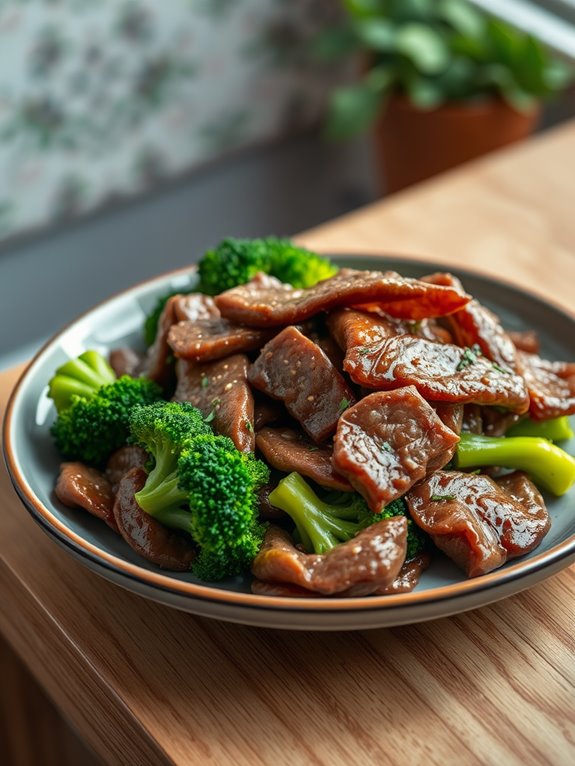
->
(2, 122, 575, 765)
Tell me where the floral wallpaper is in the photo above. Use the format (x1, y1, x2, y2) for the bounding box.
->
(0, 0, 339, 243)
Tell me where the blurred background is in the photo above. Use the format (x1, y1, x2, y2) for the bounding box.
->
(0, 0, 574, 369)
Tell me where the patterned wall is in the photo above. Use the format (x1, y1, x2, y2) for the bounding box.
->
(0, 0, 340, 243)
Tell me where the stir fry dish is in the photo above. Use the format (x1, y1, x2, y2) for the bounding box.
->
(48, 237, 575, 598)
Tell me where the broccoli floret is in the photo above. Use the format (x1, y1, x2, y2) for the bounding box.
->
(266, 238, 338, 288)
(177, 435, 268, 580)
(49, 354, 162, 466)
(129, 404, 269, 580)
(48, 350, 117, 412)
(197, 237, 338, 295)
(268, 472, 427, 560)
(129, 400, 212, 513)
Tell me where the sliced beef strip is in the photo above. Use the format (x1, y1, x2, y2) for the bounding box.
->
(173, 293, 220, 322)
(517, 350, 575, 420)
(462, 404, 484, 434)
(333, 387, 460, 512)
(495, 472, 551, 556)
(55, 462, 118, 532)
(168, 319, 274, 363)
(251, 518, 407, 596)
(509, 330, 539, 355)
(375, 553, 431, 595)
(327, 308, 450, 357)
(138, 294, 219, 386)
(248, 326, 356, 443)
(258, 483, 288, 521)
(109, 347, 142, 378)
(406, 470, 550, 578)
(173, 355, 255, 452)
(106, 446, 149, 494)
(113, 467, 196, 571)
(215, 268, 470, 327)
(423, 273, 518, 372)
(256, 426, 353, 492)
(429, 403, 463, 470)
(345, 334, 530, 414)
(252, 550, 430, 597)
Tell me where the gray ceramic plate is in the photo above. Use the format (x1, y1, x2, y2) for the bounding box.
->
(4, 254, 575, 630)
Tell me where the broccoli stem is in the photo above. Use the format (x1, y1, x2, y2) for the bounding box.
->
(456, 432, 575, 495)
(135, 444, 187, 515)
(268, 472, 359, 554)
(506, 416, 574, 442)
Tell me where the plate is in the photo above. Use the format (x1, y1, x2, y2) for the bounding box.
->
(4, 254, 575, 630)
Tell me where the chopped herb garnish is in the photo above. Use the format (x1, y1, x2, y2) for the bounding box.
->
(308, 446, 319, 452)
(244, 419, 253, 432)
(204, 398, 221, 423)
(358, 346, 371, 357)
(456, 344, 482, 371)
(381, 440, 392, 453)
(200, 375, 209, 389)
(492, 362, 512, 375)
(431, 494, 457, 502)
(338, 397, 351, 413)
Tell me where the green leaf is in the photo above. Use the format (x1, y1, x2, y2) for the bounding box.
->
(354, 18, 395, 52)
(396, 23, 450, 75)
(438, 0, 484, 38)
(325, 83, 386, 139)
(544, 59, 573, 92)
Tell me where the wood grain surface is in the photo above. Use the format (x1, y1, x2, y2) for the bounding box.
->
(2, 122, 575, 766)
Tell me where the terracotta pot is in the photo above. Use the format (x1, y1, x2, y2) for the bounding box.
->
(373, 96, 540, 194)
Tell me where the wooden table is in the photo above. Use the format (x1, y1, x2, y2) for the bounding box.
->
(2, 122, 575, 766)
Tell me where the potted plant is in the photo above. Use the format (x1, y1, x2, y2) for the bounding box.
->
(317, 0, 571, 192)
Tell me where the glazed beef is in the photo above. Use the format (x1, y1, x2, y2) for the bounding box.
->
(168, 319, 274, 362)
(517, 351, 575, 419)
(113, 468, 196, 571)
(406, 470, 550, 577)
(423, 273, 518, 372)
(509, 330, 540, 355)
(139, 294, 219, 386)
(109, 347, 141, 378)
(55, 462, 118, 532)
(106, 446, 149, 494)
(172, 293, 220, 322)
(256, 426, 353, 492)
(216, 268, 470, 327)
(252, 550, 430, 598)
(173, 355, 254, 452)
(430, 403, 463, 468)
(251, 518, 407, 596)
(327, 308, 451, 356)
(327, 308, 396, 350)
(248, 326, 356, 443)
(333, 388, 460, 512)
(345, 335, 530, 413)
(375, 553, 431, 595)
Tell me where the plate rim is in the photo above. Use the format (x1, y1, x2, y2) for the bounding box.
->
(4, 252, 575, 615)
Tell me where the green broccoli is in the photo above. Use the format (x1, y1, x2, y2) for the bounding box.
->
(456, 432, 575, 495)
(506, 416, 574, 442)
(129, 403, 269, 580)
(268, 472, 426, 560)
(49, 351, 162, 466)
(48, 350, 117, 412)
(197, 237, 338, 295)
